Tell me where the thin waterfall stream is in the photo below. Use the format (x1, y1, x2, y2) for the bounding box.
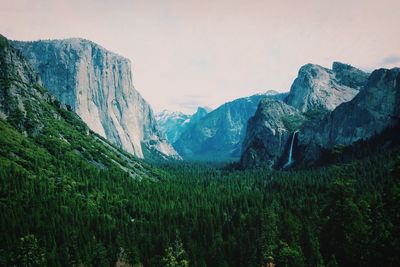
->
(283, 130, 298, 169)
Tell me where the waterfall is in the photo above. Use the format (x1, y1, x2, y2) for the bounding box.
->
(283, 130, 298, 169)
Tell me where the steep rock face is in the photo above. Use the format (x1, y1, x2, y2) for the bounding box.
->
(285, 63, 368, 112)
(156, 107, 210, 144)
(174, 92, 288, 161)
(12, 38, 179, 159)
(240, 98, 305, 168)
(0, 34, 156, 179)
(297, 68, 400, 165)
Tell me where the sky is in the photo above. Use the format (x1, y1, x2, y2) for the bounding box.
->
(1, 0, 400, 113)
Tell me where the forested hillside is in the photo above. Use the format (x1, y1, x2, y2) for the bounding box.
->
(1, 123, 399, 266)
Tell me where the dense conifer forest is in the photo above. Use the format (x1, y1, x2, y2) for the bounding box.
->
(1, 113, 399, 266)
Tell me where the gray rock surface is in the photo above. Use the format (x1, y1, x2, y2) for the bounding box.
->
(285, 63, 368, 112)
(240, 98, 305, 168)
(297, 67, 400, 164)
(12, 38, 179, 159)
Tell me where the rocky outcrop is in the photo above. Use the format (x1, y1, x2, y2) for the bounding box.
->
(174, 92, 288, 161)
(285, 63, 368, 112)
(240, 98, 305, 168)
(297, 67, 400, 165)
(12, 38, 179, 159)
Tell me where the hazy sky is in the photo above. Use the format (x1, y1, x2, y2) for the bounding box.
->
(1, 0, 400, 113)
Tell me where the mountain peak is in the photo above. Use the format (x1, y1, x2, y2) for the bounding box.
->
(298, 63, 326, 74)
(194, 106, 211, 115)
(285, 62, 368, 112)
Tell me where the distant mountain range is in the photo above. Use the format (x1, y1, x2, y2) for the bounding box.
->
(157, 60, 399, 169)
(156, 107, 210, 144)
(3, 34, 399, 168)
(161, 91, 287, 161)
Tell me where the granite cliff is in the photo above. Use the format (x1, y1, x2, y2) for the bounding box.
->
(240, 98, 305, 168)
(12, 38, 179, 159)
(285, 63, 368, 112)
(0, 34, 155, 178)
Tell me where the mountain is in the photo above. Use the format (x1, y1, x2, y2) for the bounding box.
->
(173, 92, 288, 161)
(240, 98, 305, 168)
(296, 67, 400, 165)
(11, 38, 179, 159)
(240, 63, 399, 169)
(156, 107, 210, 144)
(0, 34, 156, 179)
(285, 62, 369, 112)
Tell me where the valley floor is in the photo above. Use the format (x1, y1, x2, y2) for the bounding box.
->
(1, 128, 400, 266)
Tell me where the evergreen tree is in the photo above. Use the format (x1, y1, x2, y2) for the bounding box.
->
(162, 239, 189, 267)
